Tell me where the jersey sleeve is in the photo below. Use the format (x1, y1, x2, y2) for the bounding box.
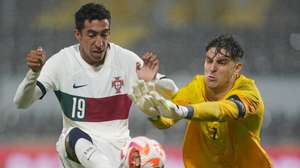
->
(229, 88, 263, 117)
(37, 53, 60, 97)
(13, 70, 44, 108)
(191, 100, 241, 121)
(191, 80, 263, 121)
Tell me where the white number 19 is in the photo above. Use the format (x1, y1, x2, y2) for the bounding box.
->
(72, 97, 86, 119)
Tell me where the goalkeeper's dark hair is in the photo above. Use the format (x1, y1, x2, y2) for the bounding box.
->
(75, 3, 111, 32)
(206, 35, 244, 62)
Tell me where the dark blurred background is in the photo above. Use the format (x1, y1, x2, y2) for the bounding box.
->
(0, 0, 299, 167)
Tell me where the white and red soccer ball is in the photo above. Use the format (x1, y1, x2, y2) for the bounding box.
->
(120, 136, 166, 168)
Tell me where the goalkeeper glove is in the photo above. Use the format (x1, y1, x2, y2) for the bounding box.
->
(149, 91, 194, 120)
(154, 78, 179, 99)
(129, 80, 160, 119)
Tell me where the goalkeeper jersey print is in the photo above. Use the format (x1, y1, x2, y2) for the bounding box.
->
(37, 43, 141, 140)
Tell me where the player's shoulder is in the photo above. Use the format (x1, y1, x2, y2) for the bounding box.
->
(238, 75, 255, 84)
(41, 44, 79, 74)
(229, 75, 264, 115)
(46, 44, 78, 63)
(234, 75, 257, 91)
(229, 74, 263, 102)
(109, 43, 139, 60)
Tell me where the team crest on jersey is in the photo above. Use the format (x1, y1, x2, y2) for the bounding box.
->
(112, 76, 124, 94)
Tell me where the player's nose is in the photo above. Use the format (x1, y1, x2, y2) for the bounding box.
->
(95, 36, 104, 48)
(209, 62, 218, 72)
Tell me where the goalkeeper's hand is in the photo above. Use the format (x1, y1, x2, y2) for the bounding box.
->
(149, 91, 194, 120)
(129, 80, 160, 119)
(154, 78, 178, 99)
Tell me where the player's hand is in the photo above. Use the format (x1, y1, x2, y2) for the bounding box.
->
(129, 80, 160, 119)
(26, 47, 47, 72)
(149, 91, 190, 120)
(136, 52, 159, 82)
(155, 79, 179, 99)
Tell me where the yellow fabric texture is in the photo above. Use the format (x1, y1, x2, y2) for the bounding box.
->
(150, 75, 272, 168)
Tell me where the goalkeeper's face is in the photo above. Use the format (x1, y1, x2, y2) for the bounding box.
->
(204, 47, 242, 91)
(75, 19, 110, 67)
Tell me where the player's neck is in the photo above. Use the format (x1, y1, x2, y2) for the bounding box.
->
(79, 47, 106, 67)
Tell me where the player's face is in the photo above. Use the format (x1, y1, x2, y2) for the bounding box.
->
(75, 19, 110, 66)
(204, 47, 242, 91)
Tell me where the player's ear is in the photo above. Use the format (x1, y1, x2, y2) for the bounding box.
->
(234, 63, 243, 75)
(74, 29, 81, 41)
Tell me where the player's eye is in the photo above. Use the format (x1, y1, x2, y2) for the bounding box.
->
(101, 30, 110, 38)
(217, 59, 228, 65)
(101, 33, 108, 38)
(205, 57, 213, 64)
(86, 30, 98, 38)
(87, 32, 97, 38)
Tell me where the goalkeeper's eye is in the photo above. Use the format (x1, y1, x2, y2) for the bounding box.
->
(205, 57, 214, 64)
(217, 59, 229, 65)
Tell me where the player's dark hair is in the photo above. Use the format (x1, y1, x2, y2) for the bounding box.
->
(75, 3, 111, 32)
(206, 35, 244, 61)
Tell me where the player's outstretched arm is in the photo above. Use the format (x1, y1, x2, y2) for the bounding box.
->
(13, 47, 47, 109)
(149, 90, 251, 122)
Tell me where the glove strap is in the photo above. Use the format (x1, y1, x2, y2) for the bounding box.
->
(184, 106, 194, 119)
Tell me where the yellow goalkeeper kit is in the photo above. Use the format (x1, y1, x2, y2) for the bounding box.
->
(150, 75, 272, 168)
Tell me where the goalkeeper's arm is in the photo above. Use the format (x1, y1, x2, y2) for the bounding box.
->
(151, 92, 247, 121)
(189, 100, 245, 121)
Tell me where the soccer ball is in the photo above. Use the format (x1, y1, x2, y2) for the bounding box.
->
(120, 136, 166, 168)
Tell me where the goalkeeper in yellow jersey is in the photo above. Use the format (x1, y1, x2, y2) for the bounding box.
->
(130, 35, 272, 168)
